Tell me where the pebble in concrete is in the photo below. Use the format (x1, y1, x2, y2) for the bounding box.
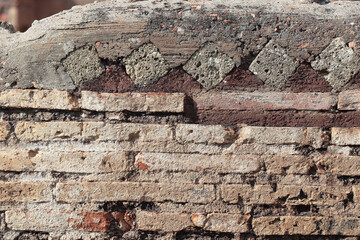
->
(311, 38, 360, 91)
(183, 42, 234, 90)
(62, 46, 105, 86)
(124, 43, 169, 88)
(249, 40, 299, 88)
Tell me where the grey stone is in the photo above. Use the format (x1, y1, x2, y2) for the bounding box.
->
(183, 42, 234, 90)
(311, 38, 360, 90)
(249, 40, 299, 88)
(124, 43, 169, 88)
(62, 46, 105, 86)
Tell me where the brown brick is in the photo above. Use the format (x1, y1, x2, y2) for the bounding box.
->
(81, 91, 185, 112)
(0, 182, 51, 202)
(82, 122, 173, 142)
(316, 155, 360, 176)
(0, 89, 79, 110)
(195, 91, 336, 111)
(135, 153, 260, 174)
(5, 210, 69, 231)
(15, 122, 82, 142)
(253, 217, 360, 236)
(264, 155, 316, 175)
(203, 214, 250, 233)
(0, 121, 11, 141)
(332, 127, 360, 145)
(56, 182, 215, 204)
(0, 150, 128, 173)
(338, 90, 360, 110)
(69, 212, 114, 232)
(136, 211, 193, 232)
(175, 124, 236, 144)
(222, 184, 350, 205)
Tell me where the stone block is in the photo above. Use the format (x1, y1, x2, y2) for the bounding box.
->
(124, 43, 169, 88)
(249, 40, 299, 88)
(136, 211, 193, 232)
(81, 91, 185, 113)
(62, 46, 105, 86)
(203, 214, 250, 233)
(0, 122, 11, 141)
(311, 38, 360, 90)
(338, 90, 360, 110)
(0, 89, 79, 110)
(264, 155, 316, 175)
(183, 42, 234, 89)
(175, 124, 236, 144)
(331, 127, 360, 145)
(0, 182, 51, 202)
(56, 182, 215, 204)
(135, 153, 261, 174)
(15, 122, 82, 142)
(315, 155, 360, 176)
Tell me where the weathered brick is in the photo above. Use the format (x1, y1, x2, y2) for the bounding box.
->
(352, 185, 360, 203)
(81, 91, 185, 113)
(82, 122, 173, 142)
(236, 126, 324, 147)
(222, 184, 350, 205)
(338, 90, 360, 110)
(175, 124, 236, 144)
(253, 217, 360, 236)
(135, 153, 260, 174)
(15, 122, 82, 141)
(0, 182, 51, 202)
(224, 144, 300, 155)
(332, 127, 360, 145)
(203, 214, 250, 233)
(316, 155, 360, 176)
(194, 92, 336, 111)
(56, 182, 215, 203)
(5, 211, 69, 231)
(0, 89, 79, 110)
(0, 150, 128, 173)
(0, 122, 10, 141)
(136, 211, 193, 232)
(264, 155, 316, 175)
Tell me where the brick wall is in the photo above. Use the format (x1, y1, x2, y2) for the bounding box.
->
(2, 0, 360, 239)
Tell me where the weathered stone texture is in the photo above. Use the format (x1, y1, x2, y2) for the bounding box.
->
(249, 40, 299, 88)
(0, 182, 51, 202)
(137, 211, 193, 232)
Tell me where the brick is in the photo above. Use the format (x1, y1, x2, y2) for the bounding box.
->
(15, 121, 82, 142)
(352, 185, 360, 203)
(264, 155, 316, 175)
(0, 122, 10, 141)
(224, 143, 300, 155)
(56, 182, 215, 204)
(0, 89, 79, 110)
(5, 211, 69, 231)
(0, 150, 128, 173)
(332, 127, 360, 145)
(81, 91, 185, 113)
(222, 184, 350, 205)
(136, 211, 193, 232)
(0, 182, 51, 202)
(82, 122, 173, 142)
(135, 153, 260, 174)
(194, 91, 336, 111)
(253, 217, 360, 236)
(203, 214, 250, 233)
(236, 126, 325, 147)
(338, 90, 360, 110)
(316, 155, 360, 176)
(175, 124, 236, 144)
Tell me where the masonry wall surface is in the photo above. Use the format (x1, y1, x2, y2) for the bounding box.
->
(2, 0, 360, 239)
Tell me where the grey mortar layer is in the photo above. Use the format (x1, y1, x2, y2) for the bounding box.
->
(1, 0, 360, 90)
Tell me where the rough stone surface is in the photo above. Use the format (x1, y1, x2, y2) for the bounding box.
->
(0, 182, 51, 202)
(203, 214, 250, 233)
(0, 122, 11, 141)
(183, 42, 234, 89)
(81, 91, 185, 113)
(338, 90, 360, 110)
(311, 38, 360, 90)
(332, 127, 360, 145)
(124, 44, 169, 88)
(249, 40, 299, 88)
(62, 46, 105, 86)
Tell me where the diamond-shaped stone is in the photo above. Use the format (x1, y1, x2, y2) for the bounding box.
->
(249, 40, 299, 88)
(183, 43, 234, 90)
(311, 38, 360, 90)
(124, 43, 169, 88)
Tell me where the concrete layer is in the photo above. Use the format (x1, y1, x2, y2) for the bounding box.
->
(0, 0, 360, 90)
